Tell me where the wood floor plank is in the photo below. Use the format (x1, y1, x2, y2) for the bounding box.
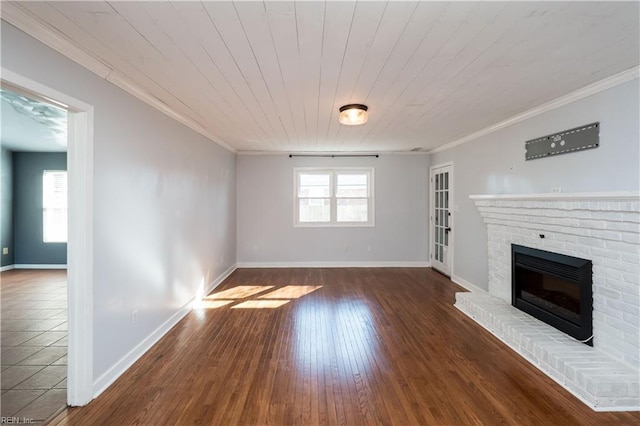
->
(48, 268, 640, 425)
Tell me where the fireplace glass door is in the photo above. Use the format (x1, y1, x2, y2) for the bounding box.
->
(516, 267, 581, 325)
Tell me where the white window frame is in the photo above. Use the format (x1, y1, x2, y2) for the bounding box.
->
(43, 169, 68, 243)
(293, 167, 375, 227)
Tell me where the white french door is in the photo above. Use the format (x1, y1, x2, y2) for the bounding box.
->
(430, 163, 453, 276)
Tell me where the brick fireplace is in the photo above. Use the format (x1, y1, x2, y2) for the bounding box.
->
(455, 192, 639, 411)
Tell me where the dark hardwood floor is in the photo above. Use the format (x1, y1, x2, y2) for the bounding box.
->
(51, 268, 639, 425)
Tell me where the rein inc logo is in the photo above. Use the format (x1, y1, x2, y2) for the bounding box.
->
(1, 418, 35, 424)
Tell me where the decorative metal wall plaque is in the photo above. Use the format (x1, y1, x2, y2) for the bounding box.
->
(525, 122, 599, 161)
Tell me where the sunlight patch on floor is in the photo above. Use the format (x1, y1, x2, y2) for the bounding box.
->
(231, 300, 290, 309)
(206, 285, 274, 300)
(258, 285, 323, 299)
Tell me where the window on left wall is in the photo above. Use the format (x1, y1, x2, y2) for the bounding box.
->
(43, 170, 68, 243)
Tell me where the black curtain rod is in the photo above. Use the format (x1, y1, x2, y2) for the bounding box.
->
(288, 154, 379, 158)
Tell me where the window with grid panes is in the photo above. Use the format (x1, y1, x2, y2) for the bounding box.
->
(294, 168, 374, 227)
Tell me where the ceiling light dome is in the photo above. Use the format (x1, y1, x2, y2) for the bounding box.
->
(339, 104, 368, 125)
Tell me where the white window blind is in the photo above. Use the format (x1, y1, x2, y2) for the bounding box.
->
(294, 168, 374, 227)
(43, 170, 68, 243)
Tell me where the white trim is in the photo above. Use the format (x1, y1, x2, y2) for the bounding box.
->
(92, 301, 192, 398)
(429, 66, 640, 154)
(469, 191, 640, 201)
(236, 261, 431, 268)
(0, 4, 112, 79)
(92, 264, 237, 398)
(0, 265, 15, 272)
(66, 107, 94, 406)
(451, 274, 486, 294)
(1, 3, 237, 155)
(13, 264, 68, 270)
(2, 67, 95, 407)
(106, 72, 236, 154)
(206, 264, 237, 295)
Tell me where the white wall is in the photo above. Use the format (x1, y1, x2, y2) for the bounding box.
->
(237, 154, 429, 265)
(1, 23, 236, 384)
(430, 79, 640, 291)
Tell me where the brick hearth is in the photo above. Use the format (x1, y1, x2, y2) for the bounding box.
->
(456, 192, 639, 411)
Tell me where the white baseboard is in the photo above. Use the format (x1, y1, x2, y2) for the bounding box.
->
(451, 274, 487, 293)
(13, 264, 68, 270)
(207, 263, 237, 294)
(92, 263, 237, 399)
(92, 301, 192, 398)
(236, 261, 431, 268)
(0, 265, 15, 272)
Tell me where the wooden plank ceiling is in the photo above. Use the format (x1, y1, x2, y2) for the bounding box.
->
(11, 1, 640, 153)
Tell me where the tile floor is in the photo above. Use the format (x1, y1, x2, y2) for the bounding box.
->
(1, 269, 67, 423)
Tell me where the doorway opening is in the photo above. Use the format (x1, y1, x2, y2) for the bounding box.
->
(1, 86, 69, 420)
(1, 69, 94, 414)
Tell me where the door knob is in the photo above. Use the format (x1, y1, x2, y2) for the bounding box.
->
(444, 227, 452, 233)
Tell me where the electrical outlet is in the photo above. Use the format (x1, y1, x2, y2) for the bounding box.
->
(2, 247, 8, 255)
(132, 310, 138, 324)
(552, 187, 562, 193)
(343, 245, 348, 252)
(367, 246, 372, 252)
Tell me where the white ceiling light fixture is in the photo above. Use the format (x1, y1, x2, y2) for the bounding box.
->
(339, 104, 368, 125)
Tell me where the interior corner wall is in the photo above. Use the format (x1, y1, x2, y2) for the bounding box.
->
(1, 22, 237, 384)
(13, 152, 67, 265)
(429, 78, 640, 291)
(1, 148, 14, 267)
(236, 154, 430, 265)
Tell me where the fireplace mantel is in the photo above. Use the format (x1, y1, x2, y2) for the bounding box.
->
(469, 191, 640, 201)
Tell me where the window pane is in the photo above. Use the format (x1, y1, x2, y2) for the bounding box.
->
(44, 208, 67, 243)
(298, 174, 330, 197)
(43, 171, 68, 243)
(43, 171, 67, 208)
(336, 174, 367, 197)
(299, 198, 330, 222)
(337, 198, 368, 222)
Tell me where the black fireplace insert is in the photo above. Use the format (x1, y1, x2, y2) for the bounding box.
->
(512, 244, 593, 345)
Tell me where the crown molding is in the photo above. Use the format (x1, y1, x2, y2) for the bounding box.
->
(105, 71, 237, 153)
(0, 4, 112, 78)
(429, 66, 640, 155)
(0, 4, 237, 154)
